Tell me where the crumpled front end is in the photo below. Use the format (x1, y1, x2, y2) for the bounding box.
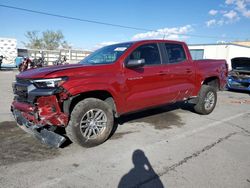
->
(11, 77, 70, 147)
(12, 107, 66, 148)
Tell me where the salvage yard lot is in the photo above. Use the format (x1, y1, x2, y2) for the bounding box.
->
(0, 70, 250, 188)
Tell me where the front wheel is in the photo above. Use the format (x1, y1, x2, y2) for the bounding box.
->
(194, 85, 217, 115)
(66, 98, 114, 147)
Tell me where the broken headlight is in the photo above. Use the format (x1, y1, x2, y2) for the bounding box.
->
(31, 77, 68, 88)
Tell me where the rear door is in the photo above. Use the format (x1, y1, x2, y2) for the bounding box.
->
(123, 42, 170, 112)
(161, 42, 196, 102)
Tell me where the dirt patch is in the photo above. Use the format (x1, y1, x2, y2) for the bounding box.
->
(133, 111, 184, 130)
(72, 163, 80, 168)
(119, 106, 184, 130)
(0, 121, 60, 166)
(110, 131, 137, 140)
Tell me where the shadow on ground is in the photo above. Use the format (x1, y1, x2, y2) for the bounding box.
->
(0, 68, 18, 71)
(110, 102, 194, 140)
(118, 102, 193, 128)
(226, 88, 250, 96)
(118, 149, 164, 188)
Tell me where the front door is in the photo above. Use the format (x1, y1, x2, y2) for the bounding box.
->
(123, 43, 169, 112)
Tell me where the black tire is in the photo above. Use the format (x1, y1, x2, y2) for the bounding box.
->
(194, 85, 217, 115)
(66, 98, 114, 147)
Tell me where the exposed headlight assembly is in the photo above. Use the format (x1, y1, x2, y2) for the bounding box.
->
(31, 77, 68, 88)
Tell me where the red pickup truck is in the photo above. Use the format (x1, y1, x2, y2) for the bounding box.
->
(11, 40, 228, 148)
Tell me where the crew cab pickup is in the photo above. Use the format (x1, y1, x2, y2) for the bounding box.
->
(11, 40, 228, 148)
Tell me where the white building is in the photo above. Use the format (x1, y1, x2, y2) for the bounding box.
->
(0, 37, 17, 65)
(188, 43, 250, 70)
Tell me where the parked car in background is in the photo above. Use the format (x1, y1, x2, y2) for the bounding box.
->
(11, 40, 228, 148)
(227, 57, 250, 92)
(0, 55, 17, 69)
(15, 56, 24, 67)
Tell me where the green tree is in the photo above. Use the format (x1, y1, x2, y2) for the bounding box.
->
(23, 30, 71, 50)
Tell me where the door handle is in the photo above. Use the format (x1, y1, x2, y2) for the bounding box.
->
(186, 69, 192, 74)
(157, 71, 167, 76)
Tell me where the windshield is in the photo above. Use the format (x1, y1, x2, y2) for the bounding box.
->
(80, 42, 133, 65)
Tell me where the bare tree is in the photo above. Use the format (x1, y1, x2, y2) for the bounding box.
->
(23, 30, 71, 50)
(23, 31, 43, 49)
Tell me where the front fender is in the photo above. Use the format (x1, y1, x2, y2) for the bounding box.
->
(65, 83, 124, 115)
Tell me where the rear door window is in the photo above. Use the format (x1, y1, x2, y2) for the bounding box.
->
(164, 43, 186, 64)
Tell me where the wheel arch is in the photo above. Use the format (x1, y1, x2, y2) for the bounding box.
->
(190, 76, 220, 104)
(202, 76, 220, 91)
(63, 90, 119, 118)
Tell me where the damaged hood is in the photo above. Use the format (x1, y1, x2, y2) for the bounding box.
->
(231, 57, 250, 72)
(17, 64, 89, 79)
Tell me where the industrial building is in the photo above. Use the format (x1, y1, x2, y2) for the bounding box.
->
(188, 43, 250, 70)
(0, 37, 17, 65)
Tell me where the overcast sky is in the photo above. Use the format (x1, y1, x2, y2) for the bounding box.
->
(0, 0, 250, 49)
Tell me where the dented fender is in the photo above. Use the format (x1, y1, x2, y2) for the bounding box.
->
(37, 95, 69, 126)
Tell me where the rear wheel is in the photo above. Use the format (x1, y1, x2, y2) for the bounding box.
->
(66, 98, 114, 147)
(194, 85, 217, 115)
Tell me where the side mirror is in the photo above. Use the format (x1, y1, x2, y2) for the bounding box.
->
(126, 59, 145, 68)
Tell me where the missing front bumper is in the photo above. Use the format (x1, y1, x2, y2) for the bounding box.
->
(12, 109, 66, 148)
